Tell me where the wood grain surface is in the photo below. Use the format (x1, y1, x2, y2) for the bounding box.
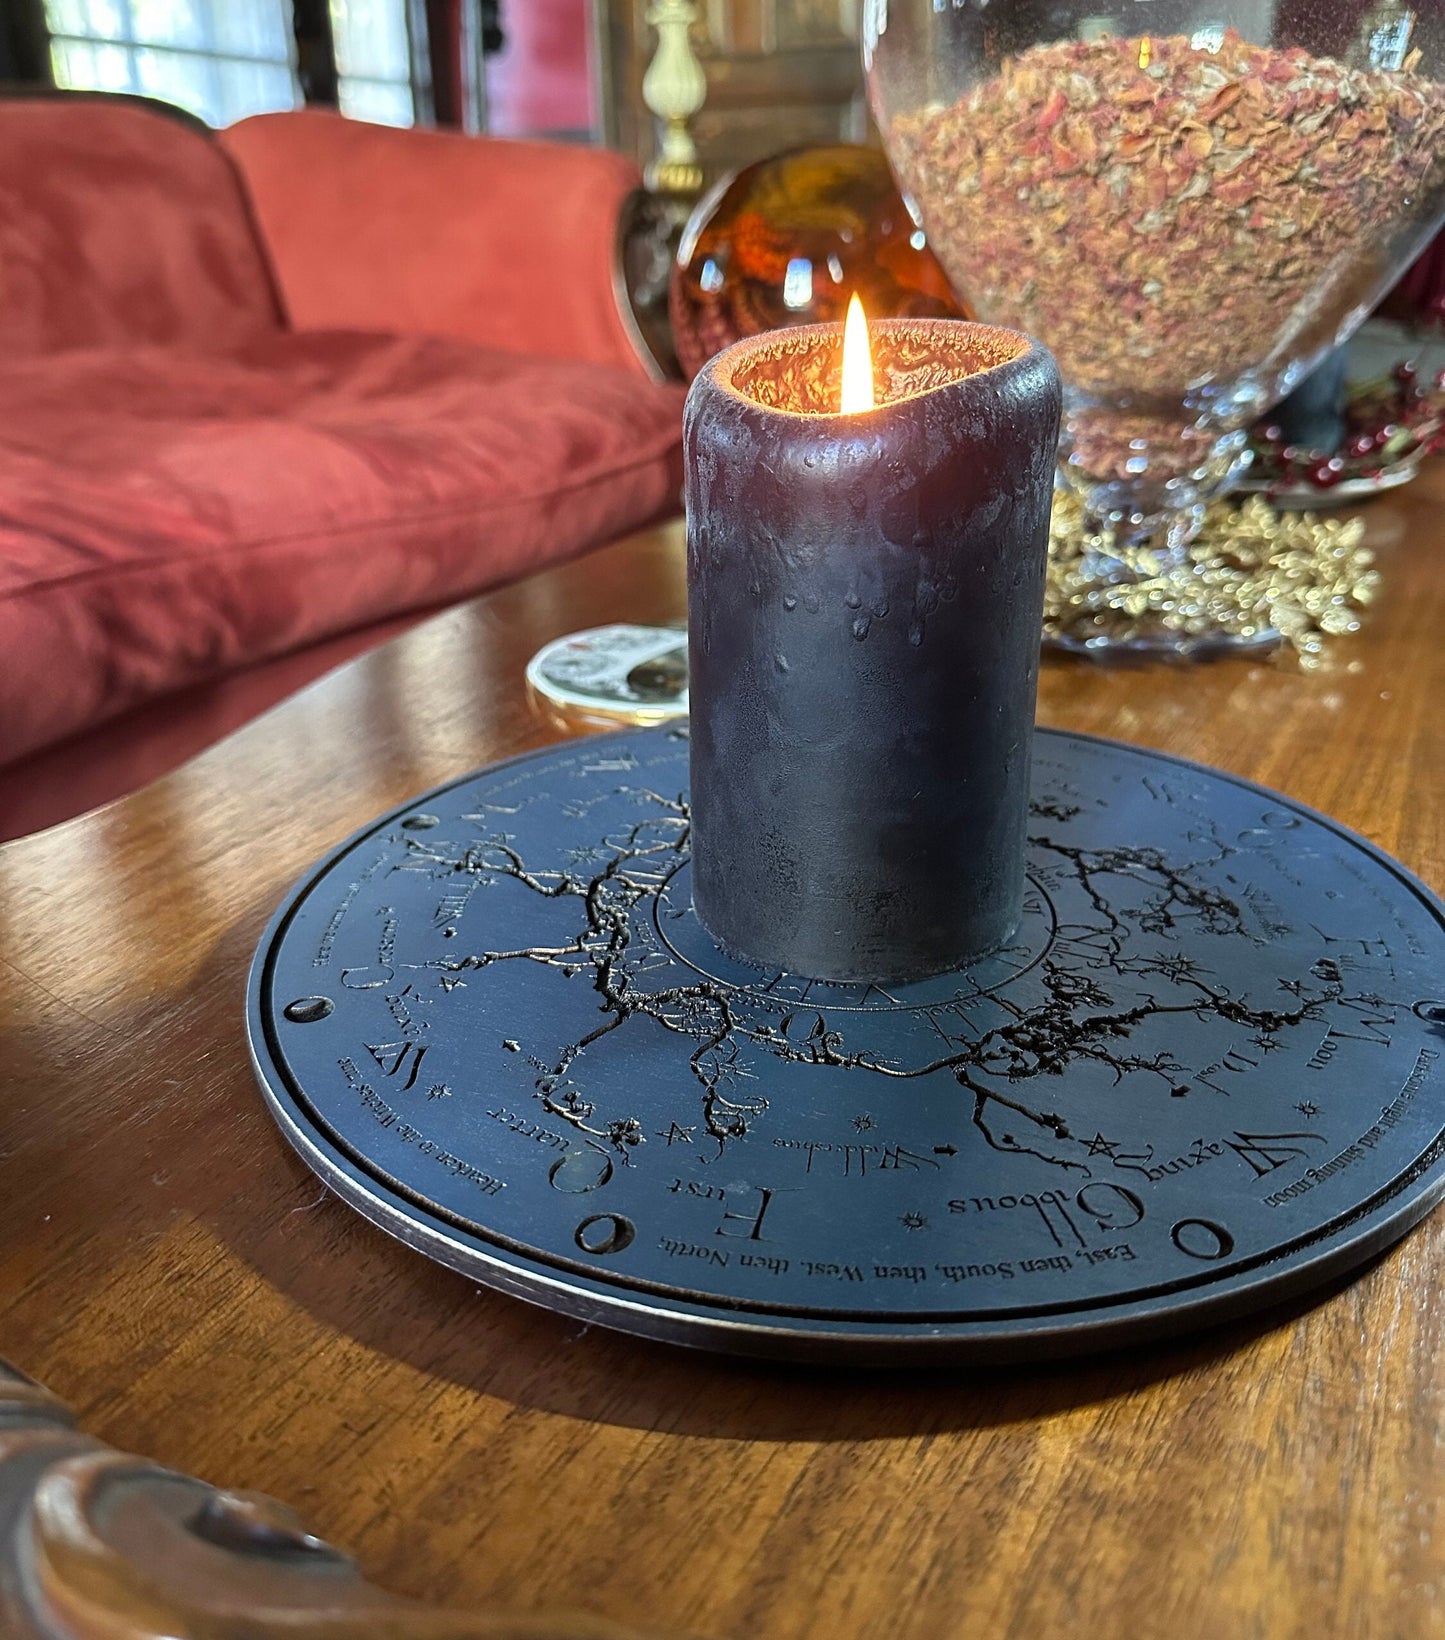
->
(1, 468, 1442, 1640)
(0, 1367, 667, 1639)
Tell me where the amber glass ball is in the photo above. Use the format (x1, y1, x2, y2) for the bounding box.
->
(669, 144, 966, 382)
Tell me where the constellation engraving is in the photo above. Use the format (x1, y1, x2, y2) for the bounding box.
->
(253, 724, 1445, 1361)
(432, 790, 1350, 1173)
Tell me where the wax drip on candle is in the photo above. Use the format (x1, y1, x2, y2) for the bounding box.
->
(840, 293, 876, 414)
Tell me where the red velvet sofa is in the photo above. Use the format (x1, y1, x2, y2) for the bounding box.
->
(0, 96, 685, 841)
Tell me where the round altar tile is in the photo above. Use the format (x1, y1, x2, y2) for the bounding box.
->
(248, 727, 1445, 1364)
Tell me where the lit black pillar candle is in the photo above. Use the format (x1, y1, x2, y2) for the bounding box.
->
(685, 303, 1061, 985)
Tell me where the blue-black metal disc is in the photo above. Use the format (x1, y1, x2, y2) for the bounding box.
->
(247, 727, 1445, 1363)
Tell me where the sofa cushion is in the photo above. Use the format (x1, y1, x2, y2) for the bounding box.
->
(0, 96, 284, 359)
(0, 330, 684, 765)
(222, 112, 647, 374)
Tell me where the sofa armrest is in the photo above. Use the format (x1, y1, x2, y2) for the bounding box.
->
(221, 110, 652, 376)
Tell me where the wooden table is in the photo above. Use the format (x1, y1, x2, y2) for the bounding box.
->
(1, 468, 1442, 1639)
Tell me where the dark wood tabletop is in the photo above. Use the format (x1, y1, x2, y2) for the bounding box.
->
(1, 466, 1442, 1640)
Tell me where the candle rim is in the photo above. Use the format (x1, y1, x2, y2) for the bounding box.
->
(713, 317, 1041, 420)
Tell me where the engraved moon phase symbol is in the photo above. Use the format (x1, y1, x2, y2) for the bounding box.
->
(652, 858, 1058, 1012)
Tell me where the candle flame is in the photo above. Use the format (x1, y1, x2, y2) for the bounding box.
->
(840, 293, 876, 415)
(1138, 35, 1153, 69)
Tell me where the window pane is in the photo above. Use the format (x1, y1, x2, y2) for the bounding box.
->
(338, 76, 414, 127)
(48, 0, 300, 126)
(129, 0, 207, 49)
(211, 58, 297, 124)
(209, 0, 292, 61)
(42, 2, 94, 34)
(74, 0, 126, 39)
(48, 35, 86, 82)
(129, 44, 298, 125)
(132, 45, 213, 118)
(50, 36, 135, 92)
(330, 0, 410, 81)
(47, 0, 293, 61)
(44, 1, 127, 41)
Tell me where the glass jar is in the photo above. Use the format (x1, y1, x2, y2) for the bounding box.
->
(866, 0, 1445, 653)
